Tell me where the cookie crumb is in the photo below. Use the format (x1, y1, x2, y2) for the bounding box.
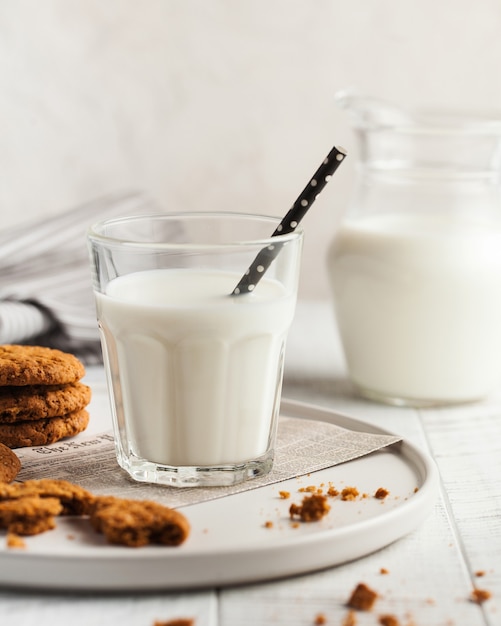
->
(341, 487, 359, 501)
(314, 613, 327, 625)
(379, 615, 400, 626)
(347, 582, 378, 611)
(278, 491, 290, 499)
(374, 487, 389, 500)
(299, 485, 319, 493)
(342, 610, 357, 626)
(6, 532, 26, 549)
(475, 570, 485, 577)
(327, 485, 339, 497)
(289, 494, 330, 522)
(470, 588, 491, 604)
(264, 520, 273, 529)
(379, 567, 389, 575)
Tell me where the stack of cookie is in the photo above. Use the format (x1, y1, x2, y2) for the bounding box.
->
(0, 345, 91, 449)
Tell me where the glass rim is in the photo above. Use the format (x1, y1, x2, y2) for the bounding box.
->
(87, 211, 303, 250)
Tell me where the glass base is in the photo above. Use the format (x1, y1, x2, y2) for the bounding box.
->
(355, 383, 482, 408)
(117, 449, 274, 488)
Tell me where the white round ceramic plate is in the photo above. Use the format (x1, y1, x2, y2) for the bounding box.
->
(0, 399, 438, 591)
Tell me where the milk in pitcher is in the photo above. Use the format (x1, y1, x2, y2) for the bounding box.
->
(328, 213, 501, 404)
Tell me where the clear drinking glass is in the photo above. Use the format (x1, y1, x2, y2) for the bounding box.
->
(88, 212, 303, 486)
(328, 91, 501, 406)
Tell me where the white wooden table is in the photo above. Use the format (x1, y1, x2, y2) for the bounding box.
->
(1, 301, 500, 625)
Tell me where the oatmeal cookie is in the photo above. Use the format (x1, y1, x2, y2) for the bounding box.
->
(0, 409, 89, 448)
(0, 382, 91, 423)
(89, 496, 190, 547)
(0, 478, 95, 515)
(0, 495, 62, 535)
(0, 442, 21, 483)
(0, 345, 85, 387)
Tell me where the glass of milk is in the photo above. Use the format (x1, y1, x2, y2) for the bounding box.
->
(88, 213, 303, 486)
(328, 91, 501, 406)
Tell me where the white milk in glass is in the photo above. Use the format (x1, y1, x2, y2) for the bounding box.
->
(328, 213, 501, 404)
(96, 268, 295, 467)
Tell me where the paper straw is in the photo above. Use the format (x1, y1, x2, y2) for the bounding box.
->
(232, 144, 347, 295)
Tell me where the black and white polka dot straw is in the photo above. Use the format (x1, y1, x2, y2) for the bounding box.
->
(232, 144, 347, 295)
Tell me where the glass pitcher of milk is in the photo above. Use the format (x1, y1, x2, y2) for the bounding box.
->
(327, 91, 501, 406)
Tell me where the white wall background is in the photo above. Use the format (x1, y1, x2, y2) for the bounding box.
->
(1, 0, 501, 298)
